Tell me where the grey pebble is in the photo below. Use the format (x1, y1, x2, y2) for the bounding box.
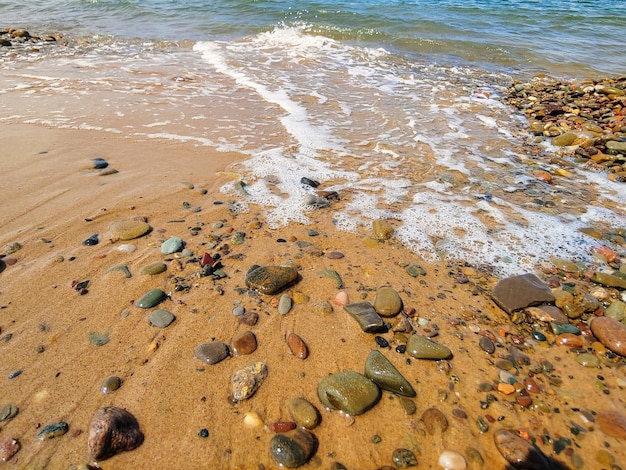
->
(149, 309, 175, 328)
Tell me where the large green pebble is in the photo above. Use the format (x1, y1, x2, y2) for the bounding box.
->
(135, 289, 167, 308)
(318, 371, 380, 416)
(140, 262, 167, 275)
(364, 350, 415, 397)
(407, 334, 451, 360)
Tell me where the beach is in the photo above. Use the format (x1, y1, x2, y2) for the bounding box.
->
(1, 1, 626, 467)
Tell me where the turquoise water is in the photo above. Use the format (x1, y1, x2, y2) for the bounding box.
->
(2, 0, 625, 76)
(1, 1, 625, 276)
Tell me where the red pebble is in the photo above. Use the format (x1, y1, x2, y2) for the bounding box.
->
(485, 414, 496, 424)
(200, 252, 215, 267)
(268, 421, 296, 433)
(524, 377, 541, 394)
(515, 390, 533, 408)
(555, 333, 583, 348)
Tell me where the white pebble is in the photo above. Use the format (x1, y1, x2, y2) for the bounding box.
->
(438, 450, 466, 470)
(117, 244, 137, 253)
(243, 411, 263, 428)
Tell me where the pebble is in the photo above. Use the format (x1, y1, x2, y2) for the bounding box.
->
(278, 294, 293, 315)
(37, 421, 69, 440)
(372, 219, 394, 240)
(343, 302, 384, 333)
(287, 333, 309, 359)
(101, 376, 122, 394)
(231, 331, 257, 356)
(407, 334, 451, 360)
(287, 398, 320, 429)
(99, 168, 118, 176)
(327, 251, 344, 259)
(550, 322, 580, 335)
(88, 407, 144, 461)
(364, 350, 415, 397)
(194, 342, 230, 365)
(149, 309, 175, 328)
(399, 397, 416, 415)
(243, 411, 263, 428)
(438, 450, 466, 470)
(406, 263, 426, 277)
(478, 336, 495, 354)
(0, 404, 19, 423)
(333, 291, 349, 306)
(422, 407, 448, 435)
(555, 333, 583, 347)
(300, 177, 320, 188)
(269, 429, 317, 468)
(373, 286, 403, 317)
(392, 448, 418, 468)
(160, 237, 184, 254)
(230, 362, 268, 402)
(245, 265, 299, 295)
(4, 242, 22, 255)
(591, 272, 626, 289)
(0, 438, 20, 462)
(238, 311, 258, 326)
(493, 429, 551, 469)
(83, 233, 99, 246)
(92, 158, 108, 169)
(491, 273, 555, 314)
(89, 332, 110, 346)
(318, 371, 381, 415)
(140, 262, 167, 275)
(596, 410, 626, 440)
(109, 220, 151, 240)
(135, 288, 167, 308)
(317, 269, 343, 288)
(232, 306, 246, 316)
(589, 316, 626, 356)
(575, 353, 599, 367)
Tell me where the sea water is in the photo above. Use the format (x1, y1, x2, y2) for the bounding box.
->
(1, 0, 625, 276)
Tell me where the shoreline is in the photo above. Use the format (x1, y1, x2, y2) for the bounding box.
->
(1, 123, 625, 468)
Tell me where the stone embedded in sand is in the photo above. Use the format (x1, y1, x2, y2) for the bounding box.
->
(317, 371, 381, 416)
(0, 438, 20, 462)
(231, 331, 258, 356)
(590, 316, 626, 356)
(491, 273, 555, 314)
(245, 265, 299, 295)
(0, 404, 19, 423)
(422, 407, 448, 435)
(364, 350, 415, 397)
(407, 334, 451, 360)
(109, 220, 151, 240)
(373, 286, 403, 317)
(140, 262, 167, 275)
(372, 219, 394, 240)
(493, 429, 551, 469)
(135, 288, 167, 309)
(269, 429, 318, 468)
(160, 237, 184, 254)
(88, 407, 144, 461)
(596, 410, 626, 440)
(287, 398, 321, 430)
(37, 421, 69, 440)
(591, 272, 626, 289)
(149, 309, 175, 328)
(344, 302, 384, 333)
(3, 242, 22, 255)
(195, 342, 230, 365)
(230, 362, 268, 402)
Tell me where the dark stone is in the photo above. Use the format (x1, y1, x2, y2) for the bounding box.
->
(491, 273, 555, 314)
(92, 158, 108, 169)
(245, 265, 299, 295)
(269, 429, 317, 468)
(300, 177, 320, 188)
(343, 302, 385, 333)
(83, 234, 99, 246)
(364, 350, 415, 397)
(88, 407, 144, 461)
(318, 371, 381, 415)
(194, 342, 230, 365)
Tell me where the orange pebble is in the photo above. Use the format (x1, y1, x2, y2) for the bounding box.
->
(497, 383, 516, 395)
(533, 170, 552, 182)
(595, 245, 618, 263)
(555, 333, 583, 348)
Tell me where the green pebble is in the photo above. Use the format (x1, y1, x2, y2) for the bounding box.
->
(89, 332, 110, 346)
(37, 421, 69, 440)
(550, 322, 580, 335)
(406, 264, 426, 277)
(135, 288, 167, 308)
(576, 353, 599, 367)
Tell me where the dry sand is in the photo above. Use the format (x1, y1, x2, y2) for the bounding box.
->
(1, 123, 625, 469)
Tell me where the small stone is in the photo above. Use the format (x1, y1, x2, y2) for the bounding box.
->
(343, 302, 385, 333)
(372, 219, 394, 240)
(590, 316, 626, 356)
(591, 272, 626, 289)
(0, 438, 20, 462)
(231, 331, 257, 356)
(109, 220, 151, 240)
(269, 429, 317, 468)
(117, 244, 137, 253)
(92, 158, 108, 169)
(232, 306, 246, 316)
(4, 242, 22, 255)
(422, 407, 448, 435)
(318, 371, 381, 416)
(438, 450, 466, 470)
(101, 376, 122, 394)
(550, 322, 580, 335)
(99, 168, 119, 176)
(479, 336, 495, 354)
(596, 410, 626, 440)
(399, 397, 417, 415)
(160, 237, 184, 254)
(491, 273, 555, 314)
(333, 291, 349, 306)
(406, 264, 426, 277)
(135, 288, 167, 308)
(278, 294, 293, 315)
(364, 350, 415, 397)
(407, 334, 451, 360)
(373, 286, 403, 317)
(89, 332, 110, 346)
(198, 428, 209, 438)
(0, 404, 19, 422)
(493, 429, 551, 469)
(300, 177, 320, 188)
(88, 407, 144, 461)
(555, 333, 583, 348)
(149, 309, 175, 328)
(287, 333, 309, 359)
(327, 251, 344, 259)
(392, 448, 418, 468)
(245, 265, 299, 295)
(230, 362, 268, 402)
(83, 234, 99, 246)
(140, 262, 167, 275)
(575, 353, 599, 367)
(552, 132, 578, 146)
(195, 342, 230, 365)
(287, 398, 320, 430)
(37, 421, 69, 440)
(238, 312, 258, 326)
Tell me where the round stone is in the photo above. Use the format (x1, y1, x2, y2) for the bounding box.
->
(438, 450, 466, 470)
(194, 342, 230, 365)
(422, 408, 448, 435)
(109, 220, 151, 240)
(364, 350, 415, 397)
(149, 309, 175, 328)
(160, 237, 184, 255)
(478, 336, 495, 354)
(101, 376, 122, 394)
(278, 294, 293, 315)
(231, 331, 257, 356)
(269, 429, 317, 468)
(590, 316, 626, 356)
(392, 448, 418, 468)
(245, 266, 299, 295)
(407, 334, 452, 360)
(287, 398, 321, 430)
(135, 289, 167, 309)
(373, 286, 403, 317)
(372, 219, 394, 240)
(287, 333, 308, 359)
(317, 371, 381, 416)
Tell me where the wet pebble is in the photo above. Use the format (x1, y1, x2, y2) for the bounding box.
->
(392, 448, 418, 468)
(589, 316, 626, 356)
(288, 398, 320, 430)
(343, 302, 384, 333)
(287, 333, 309, 359)
(372, 219, 394, 240)
(494, 429, 551, 469)
(232, 306, 246, 316)
(596, 410, 626, 440)
(37, 421, 69, 440)
(89, 332, 110, 346)
(422, 407, 448, 435)
(491, 273, 555, 314)
(269, 429, 317, 468)
(438, 450, 466, 469)
(195, 342, 230, 365)
(318, 371, 380, 416)
(140, 262, 167, 275)
(479, 336, 495, 354)
(92, 158, 108, 169)
(278, 294, 293, 315)
(327, 251, 344, 259)
(364, 350, 415, 397)
(575, 352, 599, 367)
(83, 233, 99, 246)
(88, 407, 144, 461)
(135, 288, 167, 309)
(161, 237, 184, 254)
(373, 286, 403, 317)
(0, 404, 19, 422)
(101, 376, 122, 394)
(407, 334, 451, 360)
(149, 309, 175, 328)
(4, 242, 22, 255)
(230, 362, 268, 402)
(238, 311, 258, 326)
(555, 333, 583, 347)
(109, 220, 151, 240)
(0, 438, 20, 462)
(231, 331, 257, 356)
(245, 265, 299, 295)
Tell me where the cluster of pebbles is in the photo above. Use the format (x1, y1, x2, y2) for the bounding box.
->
(0, 28, 60, 48)
(502, 77, 626, 182)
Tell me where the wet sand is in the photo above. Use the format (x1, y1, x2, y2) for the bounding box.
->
(1, 122, 625, 469)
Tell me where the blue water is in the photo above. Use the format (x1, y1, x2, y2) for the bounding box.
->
(2, 0, 625, 76)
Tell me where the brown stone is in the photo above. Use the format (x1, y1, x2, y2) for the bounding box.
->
(88, 407, 144, 461)
(231, 331, 257, 356)
(287, 333, 308, 359)
(491, 273, 555, 314)
(590, 316, 626, 356)
(597, 410, 626, 440)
